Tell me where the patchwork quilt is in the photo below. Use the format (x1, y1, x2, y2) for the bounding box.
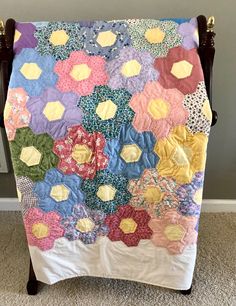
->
(4, 18, 212, 289)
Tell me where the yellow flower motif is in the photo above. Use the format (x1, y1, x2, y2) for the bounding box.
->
(155, 126, 208, 184)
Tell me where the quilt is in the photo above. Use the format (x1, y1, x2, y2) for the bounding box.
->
(4, 18, 212, 290)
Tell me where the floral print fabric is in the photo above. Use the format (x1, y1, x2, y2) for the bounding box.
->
(5, 18, 210, 259)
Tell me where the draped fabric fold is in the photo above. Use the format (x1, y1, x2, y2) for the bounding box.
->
(4, 18, 211, 290)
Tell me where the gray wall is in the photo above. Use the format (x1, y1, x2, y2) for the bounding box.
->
(0, 0, 235, 198)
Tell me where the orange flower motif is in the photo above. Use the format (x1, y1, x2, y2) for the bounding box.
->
(155, 126, 208, 184)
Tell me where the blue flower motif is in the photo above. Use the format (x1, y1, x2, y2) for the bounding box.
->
(10, 49, 57, 97)
(177, 172, 204, 216)
(105, 124, 159, 179)
(81, 170, 132, 214)
(83, 21, 131, 60)
(33, 168, 84, 217)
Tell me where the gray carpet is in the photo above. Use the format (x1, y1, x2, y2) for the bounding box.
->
(0, 212, 235, 306)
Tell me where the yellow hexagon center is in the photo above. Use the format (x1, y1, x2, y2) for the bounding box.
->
(202, 99, 212, 121)
(96, 30, 117, 47)
(14, 29, 22, 43)
(172, 145, 193, 166)
(147, 98, 170, 120)
(32, 222, 49, 239)
(76, 218, 95, 233)
(96, 185, 117, 202)
(120, 144, 142, 163)
(121, 60, 142, 78)
(71, 144, 92, 164)
(144, 186, 164, 203)
(171, 60, 193, 79)
(70, 64, 91, 81)
(50, 184, 70, 202)
(193, 188, 203, 205)
(20, 63, 42, 80)
(119, 218, 137, 234)
(43, 101, 65, 121)
(49, 30, 69, 46)
(145, 27, 166, 44)
(96, 100, 117, 120)
(164, 224, 186, 241)
(20, 146, 42, 166)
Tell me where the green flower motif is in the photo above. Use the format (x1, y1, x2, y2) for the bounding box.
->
(81, 170, 132, 214)
(9, 127, 58, 181)
(128, 19, 182, 57)
(79, 86, 134, 139)
(34, 22, 83, 60)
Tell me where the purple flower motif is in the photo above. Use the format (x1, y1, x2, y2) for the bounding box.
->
(107, 47, 159, 94)
(61, 204, 108, 244)
(177, 172, 204, 216)
(178, 18, 199, 50)
(27, 87, 83, 139)
(14, 23, 38, 54)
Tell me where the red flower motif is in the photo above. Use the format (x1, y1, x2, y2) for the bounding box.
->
(105, 205, 152, 247)
(53, 125, 108, 179)
(154, 46, 204, 95)
(54, 50, 108, 96)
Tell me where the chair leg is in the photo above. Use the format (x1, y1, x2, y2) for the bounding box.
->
(26, 258, 38, 295)
(179, 285, 192, 295)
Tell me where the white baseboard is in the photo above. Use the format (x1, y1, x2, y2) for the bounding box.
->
(0, 198, 236, 212)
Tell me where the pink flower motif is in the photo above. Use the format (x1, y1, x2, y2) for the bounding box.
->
(54, 50, 108, 96)
(149, 209, 198, 254)
(4, 88, 31, 140)
(24, 207, 64, 251)
(129, 81, 188, 139)
(53, 125, 108, 179)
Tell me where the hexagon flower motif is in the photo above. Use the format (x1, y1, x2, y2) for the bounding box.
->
(184, 81, 212, 136)
(176, 172, 204, 216)
(10, 49, 57, 97)
(155, 126, 208, 184)
(15, 176, 38, 215)
(61, 204, 108, 243)
(129, 81, 189, 139)
(105, 205, 152, 247)
(9, 127, 58, 181)
(82, 170, 131, 214)
(24, 207, 64, 251)
(128, 19, 182, 57)
(105, 124, 159, 179)
(128, 168, 180, 217)
(149, 209, 198, 254)
(33, 168, 84, 217)
(83, 21, 131, 60)
(106, 47, 159, 94)
(178, 18, 199, 50)
(13, 22, 38, 54)
(154, 46, 204, 95)
(27, 87, 83, 140)
(4, 88, 31, 141)
(79, 85, 134, 139)
(54, 51, 108, 96)
(53, 125, 108, 179)
(34, 22, 84, 60)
